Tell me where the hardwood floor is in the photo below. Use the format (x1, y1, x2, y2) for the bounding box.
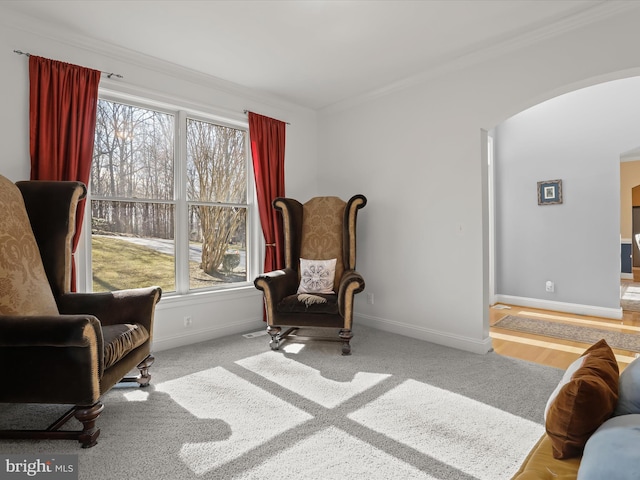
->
(490, 283, 640, 372)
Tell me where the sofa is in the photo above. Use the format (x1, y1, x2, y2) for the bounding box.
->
(513, 339, 640, 479)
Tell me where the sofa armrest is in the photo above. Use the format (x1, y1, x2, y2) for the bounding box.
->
(337, 270, 365, 322)
(57, 286, 162, 332)
(513, 434, 582, 479)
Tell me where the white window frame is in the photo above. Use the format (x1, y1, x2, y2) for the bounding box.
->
(76, 88, 260, 298)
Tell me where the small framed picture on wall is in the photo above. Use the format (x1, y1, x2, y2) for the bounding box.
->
(537, 179, 562, 205)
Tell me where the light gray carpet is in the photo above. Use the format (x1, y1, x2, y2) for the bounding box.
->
(494, 315, 640, 353)
(0, 325, 563, 480)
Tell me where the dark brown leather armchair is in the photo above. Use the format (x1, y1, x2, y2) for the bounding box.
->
(0, 175, 161, 448)
(254, 195, 366, 355)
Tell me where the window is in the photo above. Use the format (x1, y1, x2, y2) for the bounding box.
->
(88, 95, 252, 295)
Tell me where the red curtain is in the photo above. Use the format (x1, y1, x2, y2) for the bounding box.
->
(248, 112, 286, 274)
(29, 55, 101, 291)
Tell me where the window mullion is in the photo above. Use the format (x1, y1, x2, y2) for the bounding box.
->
(175, 110, 190, 294)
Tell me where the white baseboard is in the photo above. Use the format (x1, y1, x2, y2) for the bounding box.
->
(495, 295, 622, 320)
(152, 319, 265, 351)
(354, 313, 493, 355)
(153, 294, 624, 353)
(621, 273, 633, 280)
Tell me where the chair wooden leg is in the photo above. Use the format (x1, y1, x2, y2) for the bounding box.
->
(267, 325, 281, 350)
(0, 403, 104, 448)
(118, 354, 155, 387)
(136, 354, 155, 387)
(75, 402, 104, 448)
(339, 329, 353, 356)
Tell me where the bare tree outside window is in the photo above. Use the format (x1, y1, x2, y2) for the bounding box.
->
(90, 99, 249, 293)
(187, 118, 247, 289)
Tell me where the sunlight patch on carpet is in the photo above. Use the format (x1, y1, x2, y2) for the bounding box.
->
(237, 426, 438, 480)
(348, 379, 543, 480)
(282, 343, 305, 354)
(123, 389, 150, 401)
(155, 366, 313, 475)
(236, 352, 391, 408)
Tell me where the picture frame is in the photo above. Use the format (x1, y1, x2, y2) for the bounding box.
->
(537, 179, 562, 205)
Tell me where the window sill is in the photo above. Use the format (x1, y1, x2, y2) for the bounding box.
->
(156, 284, 260, 308)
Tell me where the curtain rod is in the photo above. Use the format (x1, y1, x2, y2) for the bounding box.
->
(13, 50, 123, 79)
(244, 110, 290, 125)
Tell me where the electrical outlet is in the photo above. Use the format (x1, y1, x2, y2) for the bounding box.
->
(366, 293, 374, 305)
(183, 316, 192, 327)
(545, 281, 555, 293)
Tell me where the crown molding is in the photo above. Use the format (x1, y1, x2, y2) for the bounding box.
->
(621, 152, 640, 162)
(320, 1, 640, 115)
(3, 2, 637, 116)
(0, 6, 309, 114)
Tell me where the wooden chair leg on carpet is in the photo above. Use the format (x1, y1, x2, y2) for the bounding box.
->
(75, 402, 105, 448)
(267, 325, 282, 350)
(136, 354, 155, 387)
(117, 354, 155, 387)
(339, 329, 353, 356)
(0, 401, 104, 448)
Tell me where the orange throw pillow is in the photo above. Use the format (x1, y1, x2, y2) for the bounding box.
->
(544, 339, 619, 459)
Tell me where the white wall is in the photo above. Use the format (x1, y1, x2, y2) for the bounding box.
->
(494, 78, 640, 318)
(5, 5, 640, 355)
(0, 8, 319, 351)
(318, 5, 640, 353)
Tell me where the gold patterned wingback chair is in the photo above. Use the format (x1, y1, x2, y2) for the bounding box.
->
(254, 195, 366, 355)
(0, 175, 161, 448)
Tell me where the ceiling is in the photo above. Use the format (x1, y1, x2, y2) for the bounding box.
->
(0, 0, 624, 110)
